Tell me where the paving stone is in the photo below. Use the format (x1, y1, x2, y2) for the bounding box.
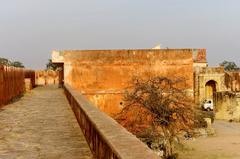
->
(0, 86, 93, 159)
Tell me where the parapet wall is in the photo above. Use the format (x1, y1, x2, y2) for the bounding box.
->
(64, 84, 159, 159)
(198, 67, 225, 74)
(53, 49, 197, 116)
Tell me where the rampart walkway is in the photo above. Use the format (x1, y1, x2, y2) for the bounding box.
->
(0, 86, 92, 159)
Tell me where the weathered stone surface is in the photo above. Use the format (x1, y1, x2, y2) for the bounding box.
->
(204, 118, 215, 135)
(0, 86, 92, 159)
(0, 65, 25, 107)
(65, 84, 160, 159)
(24, 78, 32, 92)
(193, 67, 240, 121)
(225, 71, 240, 92)
(52, 49, 206, 116)
(214, 92, 240, 121)
(35, 70, 60, 86)
(193, 66, 226, 104)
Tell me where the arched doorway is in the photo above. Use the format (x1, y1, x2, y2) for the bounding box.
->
(205, 80, 217, 99)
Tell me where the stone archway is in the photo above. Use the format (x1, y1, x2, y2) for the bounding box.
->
(205, 80, 217, 99)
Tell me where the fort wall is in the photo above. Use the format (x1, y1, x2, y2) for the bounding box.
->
(214, 92, 240, 121)
(194, 67, 226, 104)
(0, 65, 35, 107)
(35, 70, 60, 86)
(225, 71, 240, 92)
(52, 49, 205, 116)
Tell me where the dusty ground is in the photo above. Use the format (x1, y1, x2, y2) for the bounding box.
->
(179, 120, 240, 159)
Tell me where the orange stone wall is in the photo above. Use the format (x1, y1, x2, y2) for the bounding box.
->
(35, 70, 60, 86)
(54, 49, 205, 116)
(0, 66, 35, 107)
(225, 71, 240, 92)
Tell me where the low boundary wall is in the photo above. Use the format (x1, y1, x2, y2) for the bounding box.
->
(0, 65, 35, 107)
(64, 84, 159, 159)
(0, 66, 24, 107)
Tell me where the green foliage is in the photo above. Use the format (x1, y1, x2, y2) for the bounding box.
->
(11, 61, 25, 68)
(0, 57, 25, 68)
(220, 60, 239, 71)
(46, 59, 58, 70)
(0, 58, 11, 66)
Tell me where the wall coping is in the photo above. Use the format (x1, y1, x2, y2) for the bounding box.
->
(64, 84, 160, 159)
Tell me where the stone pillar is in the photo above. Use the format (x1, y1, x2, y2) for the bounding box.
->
(25, 78, 32, 92)
(204, 118, 215, 135)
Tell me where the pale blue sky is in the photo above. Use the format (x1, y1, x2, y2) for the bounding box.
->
(0, 0, 240, 69)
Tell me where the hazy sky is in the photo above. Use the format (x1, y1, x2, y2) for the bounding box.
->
(0, 0, 240, 69)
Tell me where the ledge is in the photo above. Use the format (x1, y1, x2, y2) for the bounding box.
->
(64, 84, 160, 159)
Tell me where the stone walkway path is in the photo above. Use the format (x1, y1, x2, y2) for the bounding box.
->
(0, 86, 92, 159)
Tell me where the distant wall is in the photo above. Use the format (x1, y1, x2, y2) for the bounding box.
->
(35, 70, 59, 86)
(192, 48, 207, 63)
(225, 72, 240, 92)
(25, 70, 36, 88)
(213, 71, 240, 121)
(214, 92, 240, 121)
(194, 67, 226, 104)
(0, 65, 25, 107)
(53, 49, 200, 116)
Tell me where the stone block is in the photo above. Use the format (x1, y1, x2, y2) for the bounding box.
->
(25, 78, 32, 92)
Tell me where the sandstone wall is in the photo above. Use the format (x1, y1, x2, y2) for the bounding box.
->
(214, 92, 240, 121)
(35, 70, 59, 86)
(55, 49, 196, 116)
(194, 67, 226, 104)
(225, 72, 240, 92)
(25, 70, 36, 88)
(192, 48, 207, 63)
(0, 65, 35, 107)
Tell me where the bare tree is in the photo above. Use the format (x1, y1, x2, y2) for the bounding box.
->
(116, 76, 194, 159)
